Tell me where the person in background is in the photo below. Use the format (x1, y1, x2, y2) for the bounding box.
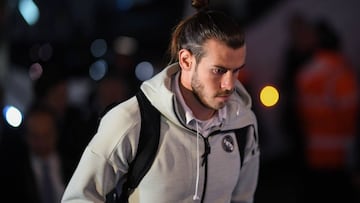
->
(92, 74, 133, 116)
(0, 101, 71, 203)
(85, 73, 134, 147)
(295, 19, 359, 203)
(33, 69, 89, 178)
(62, 0, 260, 202)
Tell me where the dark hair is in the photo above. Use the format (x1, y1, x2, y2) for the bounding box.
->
(169, 0, 245, 64)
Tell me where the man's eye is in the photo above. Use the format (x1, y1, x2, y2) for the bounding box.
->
(213, 68, 227, 74)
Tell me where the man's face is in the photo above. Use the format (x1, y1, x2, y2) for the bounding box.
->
(190, 39, 246, 110)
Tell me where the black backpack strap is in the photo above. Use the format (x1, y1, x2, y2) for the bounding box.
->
(126, 90, 161, 189)
(234, 125, 256, 168)
(105, 89, 161, 203)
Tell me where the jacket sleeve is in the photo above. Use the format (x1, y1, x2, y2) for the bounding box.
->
(61, 98, 141, 202)
(61, 147, 118, 202)
(231, 125, 260, 203)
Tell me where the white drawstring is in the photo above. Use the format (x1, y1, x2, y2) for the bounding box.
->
(193, 121, 200, 201)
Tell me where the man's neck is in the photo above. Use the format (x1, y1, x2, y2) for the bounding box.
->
(179, 81, 216, 121)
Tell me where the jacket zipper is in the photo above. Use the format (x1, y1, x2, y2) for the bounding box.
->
(172, 111, 246, 202)
(200, 136, 210, 203)
(198, 129, 242, 202)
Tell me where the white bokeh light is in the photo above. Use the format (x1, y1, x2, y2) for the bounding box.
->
(3, 105, 23, 127)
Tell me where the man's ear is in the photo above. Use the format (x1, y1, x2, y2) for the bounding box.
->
(178, 49, 193, 71)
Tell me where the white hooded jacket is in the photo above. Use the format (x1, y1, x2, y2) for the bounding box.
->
(61, 63, 260, 203)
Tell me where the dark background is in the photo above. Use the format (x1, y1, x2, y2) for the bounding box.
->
(1, 0, 360, 202)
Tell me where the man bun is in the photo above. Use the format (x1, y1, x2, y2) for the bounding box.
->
(191, 0, 209, 11)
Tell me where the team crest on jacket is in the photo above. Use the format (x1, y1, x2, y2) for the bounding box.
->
(222, 135, 234, 152)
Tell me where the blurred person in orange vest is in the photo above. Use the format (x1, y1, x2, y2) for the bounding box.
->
(295, 19, 359, 203)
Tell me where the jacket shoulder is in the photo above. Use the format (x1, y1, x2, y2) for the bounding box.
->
(88, 96, 142, 158)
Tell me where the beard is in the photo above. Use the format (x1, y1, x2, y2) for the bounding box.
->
(191, 71, 233, 110)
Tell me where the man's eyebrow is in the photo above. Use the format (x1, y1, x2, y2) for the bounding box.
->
(238, 64, 246, 70)
(214, 64, 246, 70)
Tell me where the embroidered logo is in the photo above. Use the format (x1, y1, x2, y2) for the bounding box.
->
(222, 135, 234, 152)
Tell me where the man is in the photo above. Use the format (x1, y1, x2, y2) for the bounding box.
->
(62, 0, 259, 202)
(0, 102, 70, 203)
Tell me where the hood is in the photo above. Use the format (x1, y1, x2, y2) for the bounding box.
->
(139, 63, 179, 125)
(140, 63, 257, 131)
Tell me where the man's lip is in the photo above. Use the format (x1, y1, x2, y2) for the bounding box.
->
(217, 94, 232, 98)
(217, 95, 231, 100)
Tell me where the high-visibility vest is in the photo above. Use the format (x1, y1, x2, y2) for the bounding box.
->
(296, 50, 359, 170)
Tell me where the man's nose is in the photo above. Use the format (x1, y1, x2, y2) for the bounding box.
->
(221, 72, 236, 90)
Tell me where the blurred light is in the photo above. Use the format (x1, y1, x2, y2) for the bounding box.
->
(89, 59, 108, 81)
(3, 106, 23, 128)
(116, 0, 134, 11)
(18, 0, 40, 26)
(90, 39, 107, 58)
(68, 78, 92, 107)
(114, 36, 138, 56)
(135, 61, 154, 81)
(28, 62, 43, 80)
(39, 43, 53, 61)
(260, 85, 279, 107)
